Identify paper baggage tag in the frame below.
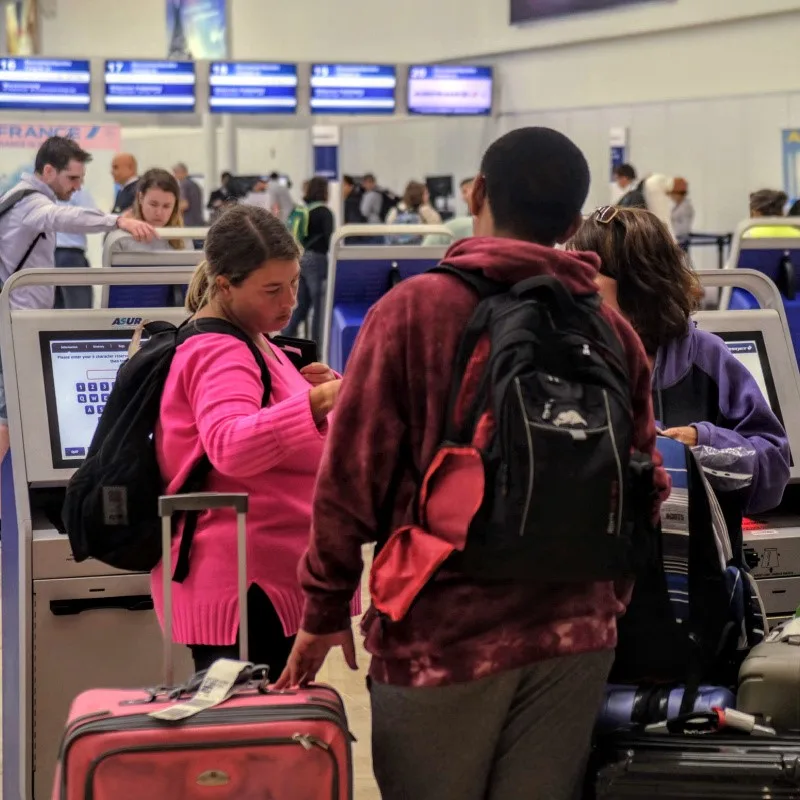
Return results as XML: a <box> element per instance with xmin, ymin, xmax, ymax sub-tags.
<box><xmin>149</xmin><ymin>659</ymin><xmax>250</xmax><ymax>722</ymax></box>
<box><xmin>766</xmin><ymin>617</ymin><xmax>800</xmax><ymax>642</ymax></box>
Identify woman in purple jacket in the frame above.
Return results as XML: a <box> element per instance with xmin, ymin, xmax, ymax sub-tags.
<box><xmin>572</xmin><ymin>206</ymin><xmax>790</xmax><ymax>552</ymax></box>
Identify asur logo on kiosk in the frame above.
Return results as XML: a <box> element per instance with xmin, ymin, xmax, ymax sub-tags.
<box><xmin>111</xmin><ymin>317</ymin><xmax>143</xmax><ymax>327</ymax></box>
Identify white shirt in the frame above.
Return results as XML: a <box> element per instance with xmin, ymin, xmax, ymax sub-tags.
<box><xmin>56</xmin><ymin>188</ymin><xmax>98</xmax><ymax>250</ymax></box>
<box><xmin>642</xmin><ymin>174</ymin><xmax>676</xmax><ymax>236</ymax></box>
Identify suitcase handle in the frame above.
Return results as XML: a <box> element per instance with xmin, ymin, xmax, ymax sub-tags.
<box><xmin>159</xmin><ymin>492</ymin><xmax>248</xmax><ymax>516</ymax></box>
<box><xmin>160</xmin><ymin>492</ymin><xmax>249</xmax><ymax>686</ymax></box>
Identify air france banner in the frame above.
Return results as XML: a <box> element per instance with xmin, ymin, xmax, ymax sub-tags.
<box><xmin>783</xmin><ymin>129</ymin><xmax>800</xmax><ymax>202</ymax></box>
<box><xmin>0</xmin><ymin>123</ymin><xmax>121</xmax><ymax>150</ymax></box>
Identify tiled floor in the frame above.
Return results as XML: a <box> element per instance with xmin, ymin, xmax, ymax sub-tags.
<box><xmin>317</xmin><ymin>546</ymin><xmax>380</xmax><ymax>799</ymax></box>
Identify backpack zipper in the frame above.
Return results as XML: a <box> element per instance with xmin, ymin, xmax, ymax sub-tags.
<box><xmin>514</xmin><ymin>377</ymin><xmax>535</xmax><ymax>538</ymax></box>
<box><xmin>603</xmin><ymin>389</ymin><xmax>624</xmax><ymax>537</ymax></box>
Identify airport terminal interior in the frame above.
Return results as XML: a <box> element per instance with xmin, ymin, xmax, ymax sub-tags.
<box><xmin>3</xmin><ymin>0</ymin><xmax>800</xmax><ymax>798</ymax></box>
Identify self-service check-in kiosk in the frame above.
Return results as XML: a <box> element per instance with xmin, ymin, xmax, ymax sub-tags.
<box><xmin>1</xmin><ymin>267</ymin><xmax>197</xmax><ymax>800</ymax></box>
<box><xmin>695</xmin><ymin>269</ymin><xmax>800</xmax><ymax>628</ymax></box>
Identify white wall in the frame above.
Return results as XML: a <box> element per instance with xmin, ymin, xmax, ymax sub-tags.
<box><xmin>341</xmin><ymin>118</ymin><xmax>499</xmax><ymax>197</ymax></box>
<box><xmin>231</xmin><ymin>0</ymin><xmax>800</xmax><ymax>64</ymax></box>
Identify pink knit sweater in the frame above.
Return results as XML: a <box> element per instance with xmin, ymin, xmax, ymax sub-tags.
<box><xmin>151</xmin><ymin>333</ymin><xmax>356</xmax><ymax>645</ymax></box>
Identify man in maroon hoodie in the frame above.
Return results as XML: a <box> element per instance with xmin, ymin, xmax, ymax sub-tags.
<box><xmin>277</xmin><ymin>128</ymin><xmax>668</xmax><ymax>799</ymax></box>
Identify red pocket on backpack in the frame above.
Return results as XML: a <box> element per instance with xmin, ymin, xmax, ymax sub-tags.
<box><xmin>370</xmin><ymin>525</ymin><xmax>455</xmax><ymax>622</ymax></box>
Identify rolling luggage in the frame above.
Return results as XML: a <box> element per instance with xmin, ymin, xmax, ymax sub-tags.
<box><xmin>52</xmin><ymin>492</ymin><xmax>353</xmax><ymax>800</ymax></box>
<box><xmin>589</xmin><ymin>730</ymin><xmax>800</xmax><ymax>799</ymax></box>
<box><xmin>739</xmin><ymin>617</ymin><xmax>800</xmax><ymax>732</ymax></box>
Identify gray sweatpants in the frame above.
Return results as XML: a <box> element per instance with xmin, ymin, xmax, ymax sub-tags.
<box><xmin>370</xmin><ymin>650</ymin><xmax>613</xmax><ymax>800</ymax></box>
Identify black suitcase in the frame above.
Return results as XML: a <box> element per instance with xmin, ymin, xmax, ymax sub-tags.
<box><xmin>587</xmin><ymin>732</ymin><xmax>800</xmax><ymax>799</ymax></box>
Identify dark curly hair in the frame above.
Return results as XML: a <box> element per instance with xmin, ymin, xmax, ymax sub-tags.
<box><xmin>569</xmin><ymin>207</ymin><xmax>703</xmax><ymax>354</ymax></box>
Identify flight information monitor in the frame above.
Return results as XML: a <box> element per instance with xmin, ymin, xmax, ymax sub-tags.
<box><xmin>407</xmin><ymin>65</ymin><xmax>493</xmax><ymax>116</ymax></box>
<box><xmin>208</xmin><ymin>62</ymin><xmax>297</xmax><ymax>113</ymax></box>
<box><xmin>39</xmin><ymin>331</ymin><xmax>132</xmax><ymax>469</ymax></box>
<box><xmin>104</xmin><ymin>60</ymin><xmax>196</xmax><ymax>113</ymax></box>
<box><xmin>310</xmin><ymin>64</ymin><xmax>396</xmax><ymax>114</ymax></box>
<box><xmin>0</xmin><ymin>57</ymin><xmax>91</xmax><ymax>111</ymax></box>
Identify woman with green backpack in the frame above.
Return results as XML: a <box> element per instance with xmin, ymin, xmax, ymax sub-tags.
<box><xmin>284</xmin><ymin>176</ymin><xmax>334</xmax><ymax>343</ymax></box>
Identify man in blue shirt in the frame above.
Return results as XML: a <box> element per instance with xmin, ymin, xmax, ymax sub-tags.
<box><xmin>55</xmin><ymin>187</ymin><xmax>96</xmax><ymax>308</ymax></box>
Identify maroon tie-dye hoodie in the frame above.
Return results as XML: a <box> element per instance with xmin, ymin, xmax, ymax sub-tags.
<box><xmin>300</xmin><ymin>236</ymin><xmax>669</xmax><ymax>688</ymax></box>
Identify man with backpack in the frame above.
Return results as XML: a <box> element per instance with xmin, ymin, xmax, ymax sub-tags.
<box><xmin>614</xmin><ymin>163</ymin><xmax>646</xmax><ymax>209</ymax></box>
<box><xmin>277</xmin><ymin>127</ymin><xmax>670</xmax><ymax>799</ymax></box>
<box><xmin>0</xmin><ymin>136</ymin><xmax>154</xmax><ymax>512</ymax></box>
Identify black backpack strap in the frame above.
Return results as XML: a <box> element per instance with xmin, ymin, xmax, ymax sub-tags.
<box><xmin>429</xmin><ymin>266</ymin><xmax>506</xmax><ymax>442</ymax></box>
<box><xmin>0</xmin><ymin>189</ymin><xmax>45</xmax><ymax>275</ymax></box>
<box><xmin>171</xmin><ymin>318</ymin><xmax>273</xmax><ymax>582</ymax></box>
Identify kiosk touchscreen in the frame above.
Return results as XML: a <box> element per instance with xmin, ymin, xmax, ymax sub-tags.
<box><xmin>715</xmin><ymin>331</ymin><xmax>782</xmax><ymax>424</ymax></box>
<box><xmin>40</xmin><ymin>330</ymin><xmax>130</xmax><ymax>467</ymax></box>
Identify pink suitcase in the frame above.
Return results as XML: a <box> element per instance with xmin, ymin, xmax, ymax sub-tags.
<box><xmin>52</xmin><ymin>492</ymin><xmax>353</xmax><ymax>800</ymax></box>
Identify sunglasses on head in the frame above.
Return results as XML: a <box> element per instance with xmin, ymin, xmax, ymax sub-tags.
<box><xmin>593</xmin><ymin>206</ymin><xmax>620</xmax><ymax>224</ymax></box>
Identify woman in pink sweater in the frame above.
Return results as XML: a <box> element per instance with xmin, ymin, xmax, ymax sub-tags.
<box><xmin>151</xmin><ymin>204</ymin><xmax>344</xmax><ymax>676</ymax></box>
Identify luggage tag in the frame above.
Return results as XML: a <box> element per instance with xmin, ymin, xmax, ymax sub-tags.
<box><xmin>149</xmin><ymin>659</ymin><xmax>250</xmax><ymax>722</ymax></box>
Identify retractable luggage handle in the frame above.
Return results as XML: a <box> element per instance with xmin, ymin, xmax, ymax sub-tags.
<box><xmin>159</xmin><ymin>492</ymin><xmax>249</xmax><ymax>686</ymax></box>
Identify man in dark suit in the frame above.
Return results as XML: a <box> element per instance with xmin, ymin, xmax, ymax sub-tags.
<box><xmin>111</xmin><ymin>153</ymin><xmax>139</xmax><ymax>214</ymax></box>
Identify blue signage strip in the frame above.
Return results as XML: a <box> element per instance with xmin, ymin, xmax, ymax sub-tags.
<box><xmin>310</xmin><ymin>64</ymin><xmax>396</xmax><ymax>115</ymax></box>
<box><xmin>209</xmin><ymin>62</ymin><xmax>297</xmax><ymax>114</ymax></box>
<box><xmin>0</xmin><ymin>58</ymin><xmax>91</xmax><ymax>112</ymax></box>
<box><xmin>313</xmin><ymin>145</ymin><xmax>339</xmax><ymax>181</ymax></box>
<box><xmin>407</xmin><ymin>65</ymin><xmax>493</xmax><ymax>116</ymax></box>
<box><xmin>104</xmin><ymin>60</ymin><xmax>196</xmax><ymax>113</ymax></box>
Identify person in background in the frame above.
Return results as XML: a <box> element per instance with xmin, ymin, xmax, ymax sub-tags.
<box><xmin>642</xmin><ymin>175</ymin><xmax>687</xmax><ymax>237</ymax></box>
<box><xmin>106</xmin><ymin>168</ymin><xmax>190</xmax><ymax>253</ymax></box>
<box><xmin>284</xmin><ymin>176</ymin><xmax>334</xmax><ymax>343</ymax></box>
<box><xmin>746</xmin><ymin>190</ymin><xmax>800</xmax><ymax>238</ymax></box>
<box><xmin>669</xmin><ymin>178</ymin><xmax>695</xmax><ymax>249</ymax></box>
<box><xmin>111</xmin><ymin>153</ymin><xmax>139</xmax><ymax>214</ymax></box>
<box><xmin>386</xmin><ymin>181</ymin><xmax>442</xmax><ymax>244</ymax></box>
<box><xmin>54</xmin><ymin>186</ymin><xmax>96</xmax><ymax>309</ymax></box>
<box><xmin>0</xmin><ymin>136</ymin><xmax>154</xmax><ymax>510</ymax></box>
<box><xmin>265</xmin><ymin>172</ymin><xmax>296</xmax><ymax>224</ymax></box>
<box><xmin>151</xmin><ymin>204</ymin><xmax>352</xmax><ymax>676</ymax></box>
<box><xmin>173</xmin><ymin>162</ymin><xmax>205</xmax><ymax>228</ymax></box>
<box><xmin>106</xmin><ymin>168</ymin><xmax>191</xmax><ymax>306</ymax></box>
<box><xmin>244</xmin><ymin>177</ymin><xmax>270</xmax><ymax>210</ymax></box>
<box><xmin>342</xmin><ymin>175</ymin><xmax>366</xmax><ymax>224</ymax></box>
<box><xmin>207</xmin><ymin>171</ymin><xmax>236</xmax><ymax>222</ymax></box>
<box><xmin>572</xmin><ymin>206</ymin><xmax>790</xmax><ymax>542</ymax></box>
<box><xmin>423</xmin><ymin>176</ymin><xmax>475</xmax><ymax>246</ymax></box>
<box><xmin>277</xmin><ymin>127</ymin><xmax>668</xmax><ymax>800</ymax></box>
<box><xmin>360</xmin><ymin>173</ymin><xmax>383</xmax><ymax>224</ymax></box>
<box><xmin>613</xmin><ymin>163</ymin><xmax>638</xmax><ymax>204</ymax></box>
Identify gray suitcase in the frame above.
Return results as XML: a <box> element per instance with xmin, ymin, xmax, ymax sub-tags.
<box><xmin>739</xmin><ymin>618</ymin><xmax>800</xmax><ymax>731</ymax></box>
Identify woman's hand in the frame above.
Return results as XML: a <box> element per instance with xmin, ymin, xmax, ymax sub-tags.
<box><xmin>661</xmin><ymin>426</ymin><xmax>698</xmax><ymax>447</ymax></box>
<box><xmin>309</xmin><ymin>379</ymin><xmax>342</xmax><ymax>425</ymax></box>
<box><xmin>301</xmin><ymin>362</ymin><xmax>338</xmax><ymax>386</ymax></box>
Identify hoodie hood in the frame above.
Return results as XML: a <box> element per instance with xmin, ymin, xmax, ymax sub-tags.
<box><xmin>443</xmin><ymin>236</ymin><xmax>601</xmax><ymax>296</ymax></box>
<box><xmin>653</xmin><ymin>322</ymin><xmax>697</xmax><ymax>391</ymax></box>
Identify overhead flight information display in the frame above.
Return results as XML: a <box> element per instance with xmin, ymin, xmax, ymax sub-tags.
<box><xmin>0</xmin><ymin>58</ymin><xmax>91</xmax><ymax>111</ymax></box>
<box><xmin>408</xmin><ymin>65</ymin><xmax>493</xmax><ymax>116</ymax></box>
<box><xmin>209</xmin><ymin>62</ymin><xmax>298</xmax><ymax>113</ymax></box>
<box><xmin>104</xmin><ymin>60</ymin><xmax>196</xmax><ymax>113</ymax></box>
<box><xmin>310</xmin><ymin>64</ymin><xmax>396</xmax><ymax>115</ymax></box>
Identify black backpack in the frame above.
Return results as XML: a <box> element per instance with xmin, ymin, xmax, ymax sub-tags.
<box><xmin>63</xmin><ymin>319</ymin><xmax>314</xmax><ymax>579</ymax></box>
<box><xmin>617</xmin><ymin>179</ymin><xmax>648</xmax><ymax>210</ymax></box>
<box><xmin>0</xmin><ymin>188</ymin><xmax>46</xmax><ymax>276</ymax></box>
<box><xmin>432</xmin><ymin>266</ymin><xmax>657</xmax><ymax>583</ymax></box>
<box><xmin>611</xmin><ymin>435</ymin><xmax>767</xmax><ymax>708</ymax></box>
<box><xmin>378</xmin><ymin>189</ymin><xmax>400</xmax><ymax>222</ymax></box>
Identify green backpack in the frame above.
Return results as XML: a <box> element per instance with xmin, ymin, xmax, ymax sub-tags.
<box><xmin>287</xmin><ymin>202</ymin><xmax>324</xmax><ymax>244</ymax></box>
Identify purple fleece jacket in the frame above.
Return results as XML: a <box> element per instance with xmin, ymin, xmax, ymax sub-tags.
<box><xmin>653</xmin><ymin>324</ymin><xmax>790</xmax><ymax>514</ymax></box>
